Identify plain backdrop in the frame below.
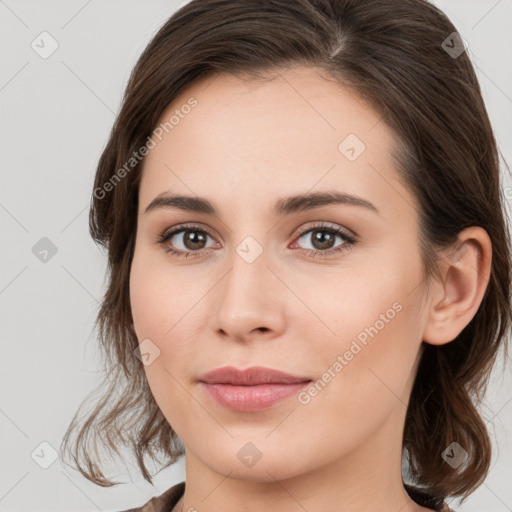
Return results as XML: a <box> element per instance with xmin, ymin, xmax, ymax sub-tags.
<box><xmin>1</xmin><ymin>1</ymin><xmax>511</xmax><ymax>511</ymax></box>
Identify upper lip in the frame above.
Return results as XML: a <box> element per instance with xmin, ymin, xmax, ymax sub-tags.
<box><xmin>198</xmin><ymin>366</ymin><xmax>311</xmax><ymax>385</ymax></box>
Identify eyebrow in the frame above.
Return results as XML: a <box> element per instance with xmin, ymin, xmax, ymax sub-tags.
<box><xmin>143</xmin><ymin>190</ymin><xmax>379</xmax><ymax>217</ymax></box>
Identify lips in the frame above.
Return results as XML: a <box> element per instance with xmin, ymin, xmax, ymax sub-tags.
<box><xmin>198</xmin><ymin>366</ymin><xmax>312</xmax><ymax>412</ymax></box>
<box><xmin>198</xmin><ymin>365</ymin><xmax>311</xmax><ymax>385</ymax></box>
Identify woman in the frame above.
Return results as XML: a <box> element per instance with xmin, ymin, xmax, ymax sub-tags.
<box><xmin>60</xmin><ymin>1</ymin><xmax>511</xmax><ymax>511</ymax></box>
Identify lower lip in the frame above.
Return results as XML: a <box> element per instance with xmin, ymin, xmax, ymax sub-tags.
<box><xmin>200</xmin><ymin>381</ymin><xmax>311</xmax><ymax>412</ymax></box>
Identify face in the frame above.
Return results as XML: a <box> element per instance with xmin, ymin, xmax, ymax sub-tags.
<box><xmin>129</xmin><ymin>66</ymin><xmax>430</xmax><ymax>483</ymax></box>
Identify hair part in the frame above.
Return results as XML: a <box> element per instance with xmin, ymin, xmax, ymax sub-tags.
<box><xmin>60</xmin><ymin>0</ymin><xmax>512</xmax><ymax>503</ymax></box>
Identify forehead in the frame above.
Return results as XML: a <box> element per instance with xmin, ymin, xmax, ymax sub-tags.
<box><xmin>138</xmin><ymin>66</ymin><xmax>414</xmax><ymax>220</ymax></box>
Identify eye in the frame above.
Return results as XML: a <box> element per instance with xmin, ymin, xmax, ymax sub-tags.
<box><xmin>290</xmin><ymin>222</ymin><xmax>357</xmax><ymax>257</ymax></box>
<box><xmin>156</xmin><ymin>223</ymin><xmax>218</xmax><ymax>259</ymax></box>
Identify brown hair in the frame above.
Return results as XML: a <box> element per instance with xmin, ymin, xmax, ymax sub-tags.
<box><xmin>60</xmin><ymin>0</ymin><xmax>512</xmax><ymax>504</ymax></box>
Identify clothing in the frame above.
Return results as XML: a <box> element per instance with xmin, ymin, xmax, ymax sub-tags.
<box><xmin>116</xmin><ymin>482</ymin><xmax>184</xmax><ymax>512</ymax></box>
<box><xmin>116</xmin><ymin>481</ymin><xmax>454</xmax><ymax>511</ymax></box>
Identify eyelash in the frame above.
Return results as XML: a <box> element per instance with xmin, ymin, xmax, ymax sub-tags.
<box><xmin>156</xmin><ymin>222</ymin><xmax>358</xmax><ymax>259</ymax></box>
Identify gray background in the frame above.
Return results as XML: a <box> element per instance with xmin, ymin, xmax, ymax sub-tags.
<box><xmin>1</xmin><ymin>1</ymin><xmax>511</xmax><ymax>511</ymax></box>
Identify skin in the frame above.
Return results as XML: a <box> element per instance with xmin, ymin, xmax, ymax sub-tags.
<box><xmin>129</xmin><ymin>65</ymin><xmax>492</xmax><ymax>512</ymax></box>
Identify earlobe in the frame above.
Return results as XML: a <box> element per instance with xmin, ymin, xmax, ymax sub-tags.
<box><xmin>422</xmin><ymin>227</ymin><xmax>492</xmax><ymax>346</ymax></box>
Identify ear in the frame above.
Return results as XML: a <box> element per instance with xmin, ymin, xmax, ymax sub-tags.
<box><xmin>422</xmin><ymin>227</ymin><xmax>492</xmax><ymax>346</ymax></box>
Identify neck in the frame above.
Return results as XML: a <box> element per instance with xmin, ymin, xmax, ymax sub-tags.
<box><xmin>172</xmin><ymin>404</ymin><xmax>432</xmax><ymax>512</ymax></box>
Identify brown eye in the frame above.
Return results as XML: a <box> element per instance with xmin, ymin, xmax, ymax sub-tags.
<box><xmin>309</xmin><ymin>229</ymin><xmax>337</xmax><ymax>250</ymax></box>
<box><xmin>180</xmin><ymin>230</ymin><xmax>208</xmax><ymax>250</ymax></box>
<box><xmin>158</xmin><ymin>225</ymin><xmax>218</xmax><ymax>257</ymax></box>
<box><xmin>295</xmin><ymin>226</ymin><xmax>354</xmax><ymax>253</ymax></box>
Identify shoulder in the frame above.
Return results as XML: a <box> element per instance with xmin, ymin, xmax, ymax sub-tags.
<box><xmin>114</xmin><ymin>481</ymin><xmax>185</xmax><ymax>512</ymax></box>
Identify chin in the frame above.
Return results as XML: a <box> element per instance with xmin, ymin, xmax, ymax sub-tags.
<box><xmin>192</xmin><ymin>437</ymin><xmax>313</xmax><ymax>482</ymax></box>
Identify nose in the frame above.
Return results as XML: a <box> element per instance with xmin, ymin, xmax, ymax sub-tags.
<box><xmin>210</xmin><ymin>244</ymin><xmax>287</xmax><ymax>343</ymax></box>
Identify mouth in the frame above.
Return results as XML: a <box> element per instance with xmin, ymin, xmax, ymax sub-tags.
<box><xmin>198</xmin><ymin>366</ymin><xmax>312</xmax><ymax>412</ymax></box>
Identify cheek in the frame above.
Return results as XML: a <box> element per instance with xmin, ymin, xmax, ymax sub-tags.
<box><xmin>129</xmin><ymin>249</ymin><xmax>208</xmax><ymax>401</ymax></box>
<box><xmin>297</xmin><ymin>256</ymin><xmax>414</xmax><ymax>343</ymax></box>
<box><xmin>129</xmin><ymin>251</ymin><xmax>197</xmax><ymax>430</ymax></box>
<box><xmin>129</xmin><ymin>247</ymin><xmax>204</xmax><ymax>338</ymax></box>
<box><xmin>301</xmin><ymin>256</ymin><xmax>424</xmax><ymax>406</ymax></box>
<box><xmin>291</xmin><ymin>296</ymin><xmax>422</xmax><ymax>456</ymax></box>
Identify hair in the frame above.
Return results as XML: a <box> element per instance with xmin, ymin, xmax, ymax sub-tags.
<box><xmin>60</xmin><ymin>0</ymin><xmax>512</xmax><ymax>505</ymax></box>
